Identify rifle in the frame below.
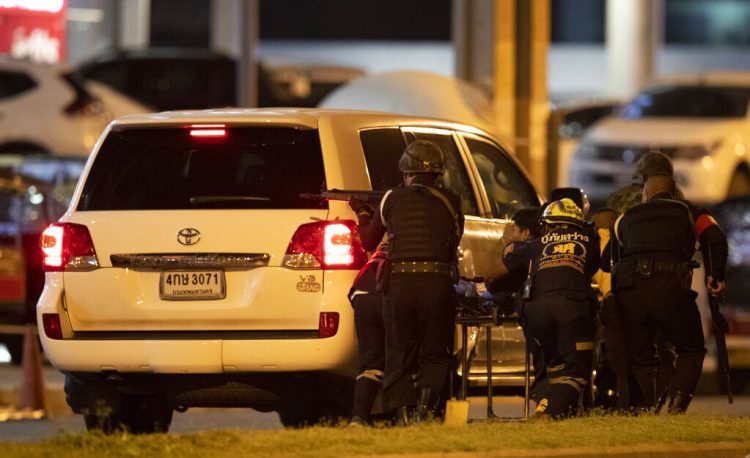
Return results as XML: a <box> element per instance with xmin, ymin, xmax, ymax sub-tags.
<box><xmin>709</xmin><ymin>290</ymin><xmax>733</xmax><ymax>404</ymax></box>
<box><xmin>299</xmin><ymin>189</ymin><xmax>386</xmax><ymax>206</ymax></box>
<box><xmin>707</xmin><ymin>245</ymin><xmax>733</xmax><ymax>404</ymax></box>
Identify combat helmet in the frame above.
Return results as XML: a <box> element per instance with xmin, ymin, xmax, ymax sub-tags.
<box><xmin>541</xmin><ymin>198</ymin><xmax>585</xmax><ymax>227</ymax></box>
<box><xmin>634</xmin><ymin>151</ymin><xmax>673</xmax><ymax>183</ymax></box>
<box><xmin>398</xmin><ymin>140</ymin><xmax>445</xmax><ymax>174</ymax></box>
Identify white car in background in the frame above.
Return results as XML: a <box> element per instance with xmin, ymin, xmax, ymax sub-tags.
<box><xmin>319</xmin><ymin>70</ymin><xmax>500</xmax><ymax>138</ymax></box>
<box><xmin>0</xmin><ymin>59</ymin><xmax>150</xmax><ymax>156</ymax></box>
<box><xmin>569</xmin><ymin>72</ymin><xmax>750</xmax><ymax>206</ymax></box>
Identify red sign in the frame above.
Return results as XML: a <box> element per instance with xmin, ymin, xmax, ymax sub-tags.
<box><xmin>0</xmin><ymin>0</ymin><xmax>67</xmax><ymax>63</ymax></box>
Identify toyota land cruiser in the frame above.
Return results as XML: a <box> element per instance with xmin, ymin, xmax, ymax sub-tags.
<box><xmin>37</xmin><ymin>108</ymin><xmax>539</xmax><ymax>432</ymax></box>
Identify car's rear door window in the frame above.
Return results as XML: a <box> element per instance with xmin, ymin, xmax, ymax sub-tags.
<box><xmin>78</xmin><ymin>126</ymin><xmax>327</xmax><ymax>210</ymax></box>
<box><xmin>407</xmin><ymin>130</ymin><xmax>480</xmax><ymax>216</ymax></box>
<box><xmin>463</xmin><ymin>135</ymin><xmax>538</xmax><ymax>219</ymax></box>
<box><xmin>360</xmin><ymin>127</ymin><xmax>407</xmax><ymax>191</ymax></box>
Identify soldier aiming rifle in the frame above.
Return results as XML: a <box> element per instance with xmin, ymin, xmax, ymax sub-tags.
<box><xmin>300</xmin><ymin>189</ymin><xmax>386</xmax><ymax>207</ymax></box>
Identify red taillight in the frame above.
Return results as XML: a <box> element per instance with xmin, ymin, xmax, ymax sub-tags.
<box><xmin>282</xmin><ymin>220</ymin><xmax>366</xmax><ymax>270</ymax></box>
<box><xmin>319</xmin><ymin>312</ymin><xmax>339</xmax><ymax>338</ymax></box>
<box><xmin>40</xmin><ymin>223</ymin><xmax>99</xmax><ymax>272</ymax></box>
<box><xmin>42</xmin><ymin>313</ymin><xmax>63</xmax><ymax>340</ymax></box>
<box><xmin>190</xmin><ymin>124</ymin><xmax>227</xmax><ymax>137</ymax></box>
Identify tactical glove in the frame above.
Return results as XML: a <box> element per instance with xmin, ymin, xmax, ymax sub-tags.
<box><xmin>348</xmin><ymin>196</ymin><xmax>374</xmax><ymax>217</ymax></box>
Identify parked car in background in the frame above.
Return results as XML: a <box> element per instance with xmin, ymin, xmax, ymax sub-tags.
<box><xmin>0</xmin><ymin>155</ymin><xmax>84</xmax><ymax>363</ymax></box>
<box><xmin>78</xmin><ymin>48</ymin><xmax>236</xmax><ymax>111</ymax></box>
<box><xmin>38</xmin><ymin>108</ymin><xmax>539</xmax><ymax>433</ymax></box>
<box><xmin>546</xmin><ymin>98</ymin><xmax>620</xmax><ymax>192</ymax></box>
<box><xmin>319</xmin><ymin>70</ymin><xmax>500</xmax><ymax>139</ymax></box>
<box><xmin>710</xmin><ymin>196</ymin><xmax>750</xmax><ymax>394</ymax></box>
<box><xmin>78</xmin><ymin>48</ymin><xmax>365</xmax><ymax>111</ymax></box>
<box><xmin>258</xmin><ymin>61</ymin><xmax>365</xmax><ymax>108</ymax></box>
<box><xmin>569</xmin><ymin>72</ymin><xmax>750</xmax><ymax>208</ymax></box>
<box><xmin>0</xmin><ymin>172</ymin><xmax>25</xmax><ymax>363</ymax></box>
<box><xmin>0</xmin><ymin>59</ymin><xmax>149</xmax><ymax>157</ymax></box>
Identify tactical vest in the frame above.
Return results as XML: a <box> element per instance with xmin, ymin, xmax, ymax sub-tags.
<box><xmin>618</xmin><ymin>199</ymin><xmax>695</xmax><ymax>262</ymax></box>
<box><xmin>383</xmin><ymin>185</ymin><xmax>457</xmax><ymax>262</ymax></box>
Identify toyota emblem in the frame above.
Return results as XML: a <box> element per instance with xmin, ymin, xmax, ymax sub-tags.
<box><xmin>177</xmin><ymin>228</ymin><xmax>201</xmax><ymax>246</ymax></box>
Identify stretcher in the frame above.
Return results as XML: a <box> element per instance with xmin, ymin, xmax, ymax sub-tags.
<box><xmin>455</xmin><ymin>295</ymin><xmax>531</xmax><ymax>421</ymax></box>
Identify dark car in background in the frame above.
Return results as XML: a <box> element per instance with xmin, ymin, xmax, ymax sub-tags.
<box><xmin>711</xmin><ymin>196</ymin><xmax>750</xmax><ymax>394</ymax></box>
<box><xmin>0</xmin><ymin>155</ymin><xmax>84</xmax><ymax>363</ymax></box>
<box><xmin>78</xmin><ymin>48</ymin><xmax>365</xmax><ymax>111</ymax></box>
<box><xmin>546</xmin><ymin>99</ymin><xmax>621</xmax><ymax>193</ymax></box>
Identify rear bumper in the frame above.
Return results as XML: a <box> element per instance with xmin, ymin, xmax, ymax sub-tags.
<box><xmin>37</xmin><ymin>274</ymin><xmax>358</xmax><ymax>376</ymax></box>
<box><xmin>41</xmin><ymin>331</ymin><xmax>358</xmax><ymax>376</ymax></box>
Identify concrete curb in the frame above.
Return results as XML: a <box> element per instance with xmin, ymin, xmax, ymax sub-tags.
<box><xmin>362</xmin><ymin>443</ymin><xmax>750</xmax><ymax>458</ymax></box>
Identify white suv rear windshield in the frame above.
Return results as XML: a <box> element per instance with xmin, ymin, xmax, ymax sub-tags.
<box><xmin>77</xmin><ymin>126</ymin><xmax>327</xmax><ymax>211</ymax></box>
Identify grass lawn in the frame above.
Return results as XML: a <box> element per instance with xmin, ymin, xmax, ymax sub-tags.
<box><xmin>1</xmin><ymin>414</ymin><xmax>749</xmax><ymax>458</ymax></box>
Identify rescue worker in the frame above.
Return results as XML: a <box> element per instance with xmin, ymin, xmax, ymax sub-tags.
<box><xmin>347</xmin><ymin>240</ymin><xmax>388</xmax><ymax>426</ymax></box>
<box><xmin>493</xmin><ymin>199</ymin><xmax>600</xmax><ymax>419</ymax></box>
<box><xmin>484</xmin><ymin>208</ymin><xmax>542</xmax><ymax>313</ymax></box>
<box><xmin>483</xmin><ymin>208</ymin><xmax>550</xmax><ymax>404</ymax></box>
<box><xmin>350</xmin><ymin>140</ymin><xmax>464</xmax><ymax>424</ymax></box>
<box><xmin>610</xmin><ymin>174</ymin><xmax>727</xmax><ymax>413</ymax></box>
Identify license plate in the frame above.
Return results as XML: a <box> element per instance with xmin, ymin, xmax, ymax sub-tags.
<box><xmin>160</xmin><ymin>270</ymin><xmax>226</xmax><ymax>301</ymax></box>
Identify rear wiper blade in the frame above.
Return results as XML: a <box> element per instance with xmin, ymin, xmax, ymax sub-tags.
<box><xmin>189</xmin><ymin>195</ymin><xmax>271</xmax><ymax>204</ymax></box>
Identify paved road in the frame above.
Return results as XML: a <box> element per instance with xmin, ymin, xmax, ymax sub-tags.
<box><xmin>0</xmin><ymin>364</ymin><xmax>746</xmax><ymax>441</ymax></box>
<box><xmin>0</xmin><ymin>395</ymin><xmax>747</xmax><ymax>442</ymax></box>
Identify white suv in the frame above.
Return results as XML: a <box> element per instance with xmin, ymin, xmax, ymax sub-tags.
<box><xmin>37</xmin><ymin>108</ymin><xmax>539</xmax><ymax>432</ymax></box>
<box><xmin>569</xmin><ymin>72</ymin><xmax>750</xmax><ymax>206</ymax></box>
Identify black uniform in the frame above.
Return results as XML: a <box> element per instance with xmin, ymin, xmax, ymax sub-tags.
<box><xmin>612</xmin><ymin>193</ymin><xmax>726</xmax><ymax>410</ymax></box>
<box><xmin>357</xmin><ymin>174</ymin><xmax>464</xmax><ymax>414</ymax></box>
<box><xmin>348</xmin><ymin>245</ymin><xmax>387</xmax><ymax>424</ymax></box>
<box><xmin>487</xmin><ymin>242</ymin><xmax>528</xmax><ymax>313</ymax></box>
<box><xmin>492</xmin><ymin>238</ymin><xmax>549</xmax><ymax>402</ymax></box>
<box><xmin>509</xmin><ymin>224</ymin><xmax>600</xmax><ymax>417</ymax></box>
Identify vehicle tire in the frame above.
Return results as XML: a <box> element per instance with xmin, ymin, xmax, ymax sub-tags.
<box><xmin>277</xmin><ymin>374</ymin><xmax>354</xmax><ymax>428</ymax></box>
<box><xmin>84</xmin><ymin>395</ymin><xmax>173</xmax><ymax>434</ymax></box>
<box><xmin>277</xmin><ymin>398</ymin><xmax>332</xmax><ymax>428</ymax></box>
<box><xmin>727</xmin><ymin>167</ymin><xmax>750</xmax><ymax>197</ymax></box>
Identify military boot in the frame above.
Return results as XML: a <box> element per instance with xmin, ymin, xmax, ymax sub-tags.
<box><xmin>414</xmin><ymin>388</ymin><xmax>440</xmax><ymax>423</ymax></box>
<box><xmin>667</xmin><ymin>390</ymin><xmax>693</xmax><ymax>415</ymax></box>
<box><xmin>393</xmin><ymin>405</ymin><xmax>414</xmax><ymax>426</ymax></box>
<box><xmin>350</xmin><ymin>376</ymin><xmax>381</xmax><ymax>426</ymax></box>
